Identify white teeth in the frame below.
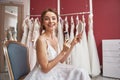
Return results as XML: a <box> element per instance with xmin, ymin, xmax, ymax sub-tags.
<box><xmin>48</xmin><ymin>24</ymin><xmax>55</xmax><ymax>27</ymax></box>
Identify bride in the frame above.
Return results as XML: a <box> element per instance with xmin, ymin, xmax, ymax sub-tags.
<box><xmin>24</xmin><ymin>8</ymin><xmax>91</xmax><ymax>80</ymax></box>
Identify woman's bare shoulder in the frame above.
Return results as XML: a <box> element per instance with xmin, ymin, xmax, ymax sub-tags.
<box><xmin>37</xmin><ymin>35</ymin><xmax>46</xmax><ymax>43</ymax></box>
<box><xmin>36</xmin><ymin>35</ymin><xmax>47</xmax><ymax>49</ymax></box>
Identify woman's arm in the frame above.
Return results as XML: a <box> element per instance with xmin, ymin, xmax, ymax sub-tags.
<box><xmin>36</xmin><ymin>37</ymin><xmax>67</xmax><ymax>73</ymax></box>
<box><xmin>60</xmin><ymin>33</ymin><xmax>82</xmax><ymax>63</ymax></box>
<box><xmin>36</xmin><ymin>33</ymin><xmax>82</xmax><ymax>73</ymax></box>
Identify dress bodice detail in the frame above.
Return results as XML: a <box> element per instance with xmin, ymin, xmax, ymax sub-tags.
<box><xmin>46</xmin><ymin>40</ymin><xmax>58</xmax><ymax>61</ymax></box>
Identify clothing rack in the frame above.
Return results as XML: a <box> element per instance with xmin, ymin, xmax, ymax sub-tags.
<box><xmin>26</xmin><ymin>15</ymin><xmax>41</xmax><ymax>17</ymax></box>
<box><xmin>27</xmin><ymin>11</ymin><xmax>90</xmax><ymax>17</ymax></box>
<box><xmin>60</xmin><ymin>11</ymin><xmax>90</xmax><ymax>16</ymax></box>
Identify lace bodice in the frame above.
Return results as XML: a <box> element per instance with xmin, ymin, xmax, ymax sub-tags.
<box><xmin>47</xmin><ymin>42</ymin><xmax>58</xmax><ymax>61</ymax></box>
<box><xmin>46</xmin><ymin>39</ymin><xmax>61</xmax><ymax>61</ymax></box>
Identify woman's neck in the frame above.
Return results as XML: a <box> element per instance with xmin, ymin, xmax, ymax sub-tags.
<box><xmin>44</xmin><ymin>31</ymin><xmax>56</xmax><ymax>40</ymax></box>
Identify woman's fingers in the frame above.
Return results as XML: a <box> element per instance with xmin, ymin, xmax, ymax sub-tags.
<box><xmin>66</xmin><ymin>40</ymin><xmax>71</xmax><ymax>48</ymax></box>
<box><xmin>63</xmin><ymin>39</ymin><xmax>71</xmax><ymax>52</ymax></box>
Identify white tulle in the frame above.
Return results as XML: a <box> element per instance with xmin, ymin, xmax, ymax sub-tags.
<box><xmin>21</xmin><ymin>17</ymin><xmax>29</xmax><ymax>45</ymax></box>
<box><xmin>88</xmin><ymin>14</ymin><xmax>101</xmax><ymax>77</ymax></box>
<box><xmin>57</xmin><ymin>17</ymin><xmax>64</xmax><ymax>51</ymax></box>
<box><xmin>69</xmin><ymin>16</ymin><xmax>75</xmax><ymax>65</ymax></box>
<box><xmin>21</xmin><ymin>17</ymin><xmax>40</xmax><ymax>71</ymax></box>
<box><xmin>72</xmin><ymin>15</ymin><xmax>91</xmax><ymax>74</ymax></box>
<box><xmin>32</xmin><ymin>18</ymin><xmax>40</xmax><ymax>47</ymax></box>
<box><xmin>24</xmin><ymin>40</ymin><xmax>91</xmax><ymax>80</ymax></box>
<box><xmin>64</xmin><ymin>16</ymin><xmax>71</xmax><ymax>64</ymax></box>
<box><xmin>26</xmin><ymin>18</ymin><xmax>36</xmax><ymax>71</ymax></box>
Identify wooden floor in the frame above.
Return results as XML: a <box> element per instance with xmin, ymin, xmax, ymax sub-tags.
<box><xmin>0</xmin><ymin>72</ymin><xmax>120</xmax><ymax>80</ymax></box>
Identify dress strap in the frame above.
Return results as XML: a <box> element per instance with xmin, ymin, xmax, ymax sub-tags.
<box><xmin>44</xmin><ymin>39</ymin><xmax>49</xmax><ymax>48</ymax></box>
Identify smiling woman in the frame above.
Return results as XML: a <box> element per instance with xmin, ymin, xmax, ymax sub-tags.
<box><xmin>24</xmin><ymin>8</ymin><xmax>91</xmax><ymax>80</ymax></box>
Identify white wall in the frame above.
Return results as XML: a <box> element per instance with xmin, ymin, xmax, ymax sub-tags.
<box><xmin>0</xmin><ymin>0</ymin><xmax>30</xmax><ymax>17</ymax></box>
<box><xmin>4</xmin><ymin>11</ymin><xmax>17</xmax><ymax>29</ymax></box>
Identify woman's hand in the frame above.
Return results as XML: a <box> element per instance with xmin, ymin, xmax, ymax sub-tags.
<box><xmin>71</xmin><ymin>32</ymin><xmax>83</xmax><ymax>46</ymax></box>
<box><xmin>62</xmin><ymin>40</ymin><xmax>71</xmax><ymax>52</ymax></box>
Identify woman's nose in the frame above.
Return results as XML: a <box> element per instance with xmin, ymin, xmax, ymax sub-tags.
<box><xmin>49</xmin><ymin>18</ymin><xmax>53</xmax><ymax>23</ymax></box>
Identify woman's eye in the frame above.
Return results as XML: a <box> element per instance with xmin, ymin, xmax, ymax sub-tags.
<box><xmin>44</xmin><ymin>17</ymin><xmax>49</xmax><ymax>20</ymax></box>
<box><xmin>52</xmin><ymin>17</ymin><xmax>57</xmax><ymax>20</ymax></box>
<box><xmin>44</xmin><ymin>16</ymin><xmax>57</xmax><ymax>21</ymax></box>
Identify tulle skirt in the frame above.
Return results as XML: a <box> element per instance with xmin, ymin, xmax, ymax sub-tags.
<box><xmin>24</xmin><ymin>63</ymin><xmax>91</xmax><ymax>80</ymax></box>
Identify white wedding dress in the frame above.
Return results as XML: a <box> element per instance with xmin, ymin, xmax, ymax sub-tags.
<box><xmin>72</xmin><ymin>16</ymin><xmax>91</xmax><ymax>75</ymax></box>
<box><xmin>26</xmin><ymin>18</ymin><xmax>35</xmax><ymax>71</ymax></box>
<box><xmin>57</xmin><ymin>17</ymin><xmax>64</xmax><ymax>51</ymax></box>
<box><xmin>21</xmin><ymin>17</ymin><xmax>29</xmax><ymax>45</ymax></box>
<box><xmin>88</xmin><ymin>14</ymin><xmax>100</xmax><ymax>77</ymax></box>
<box><xmin>70</xmin><ymin>16</ymin><xmax>75</xmax><ymax>65</ymax></box>
<box><xmin>64</xmin><ymin>16</ymin><xmax>71</xmax><ymax>64</ymax></box>
<box><xmin>24</xmin><ymin>39</ymin><xmax>91</xmax><ymax>80</ymax></box>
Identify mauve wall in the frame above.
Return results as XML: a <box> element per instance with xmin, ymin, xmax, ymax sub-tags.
<box><xmin>30</xmin><ymin>0</ymin><xmax>120</xmax><ymax>65</ymax></box>
<box><xmin>30</xmin><ymin>0</ymin><xmax>57</xmax><ymax>15</ymax></box>
<box><xmin>93</xmin><ymin>0</ymin><xmax>120</xmax><ymax>65</ymax></box>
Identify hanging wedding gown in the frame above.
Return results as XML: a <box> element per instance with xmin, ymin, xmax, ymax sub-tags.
<box><xmin>69</xmin><ymin>16</ymin><xmax>75</xmax><ymax>43</ymax></box>
<box><xmin>72</xmin><ymin>15</ymin><xmax>91</xmax><ymax>74</ymax></box>
<box><xmin>87</xmin><ymin>13</ymin><xmax>100</xmax><ymax>77</ymax></box>
<box><xmin>57</xmin><ymin>17</ymin><xmax>64</xmax><ymax>51</ymax></box>
<box><xmin>69</xmin><ymin>16</ymin><xmax>75</xmax><ymax>65</ymax></box>
<box><xmin>21</xmin><ymin>16</ymin><xmax>29</xmax><ymax>45</ymax></box>
<box><xmin>26</xmin><ymin>18</ymin><xmax>35</xmax><ymax>71</ymax></box>
<box><xmin>32</xmin><ymin>18</ymin><xmax>40</xmax><ymax>47</ymax></box>
<box><xmin>64</xmin><ymin>16</ymin><xmax>69</xmax><ymax>38</ymax></box>
<box><xmin>24</xmin><ymin>39</ymin><xmax>91</xmax><ymax>80</ymax></box>
<box><xmin>31</xmin><ymin>18</ymin><xmax>41</xmax><ymax>71</ymax></box>
<box><xmin>72</xmin><ymin>16</ymin><xmax>83</xmax><ymax>69</ymax></box>
<box><xmin>81</xmin><ymin>15</ymin><xmax>91</xmax><ymax>75</ymax></box>
<box><xmin>64</xmin><ymin>16</ymin><xmax>71</xmax><ymax>64</ymax></box>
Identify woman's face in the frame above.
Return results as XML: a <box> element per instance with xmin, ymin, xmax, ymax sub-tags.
<box><xmin>43</xmin><ymin>11</ymin><xmax>58</xmax><ymax>31</ymax></box>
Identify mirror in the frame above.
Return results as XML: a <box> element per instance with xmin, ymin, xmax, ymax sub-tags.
<box><xmin>4</xmin><ymin>6</ymin><xmax>18</xmax><ymax>41</ymax></box>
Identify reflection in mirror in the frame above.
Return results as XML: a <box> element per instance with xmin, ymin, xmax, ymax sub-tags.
<box><xmin>4</xmin><ymin>6</ymin><xmax>18</xmax><ymax>41</ymax></box>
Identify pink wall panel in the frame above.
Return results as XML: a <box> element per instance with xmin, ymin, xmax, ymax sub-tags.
<box><xmin>93</xmin><ymin>0</ymin><xmax>120</xmax><ymax>65</ymax></box>
<box><xmin>30</xmin><ymin>0</ymin><xmax>120</xmax><ymax>65</ymax></box>
<box><xmin>60</xmin><ymin>0</ymin><xmax>89</xmax><ymax>14</ymax></box>
<box><xmin>30</xmin><ymin>0</ymin><xmax>57</xmax><ymax>15</ymax></box>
